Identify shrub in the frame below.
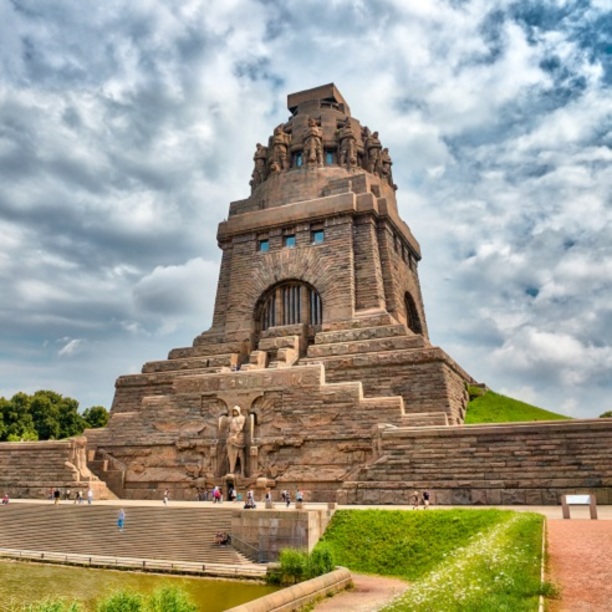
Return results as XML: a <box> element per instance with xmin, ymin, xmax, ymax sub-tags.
<box><xmin>267</xmin><ymin>547</ymin><xmax>336</xmax><ymax>585</ymax></box>
<box><xmin>147</xmin><ymin>586</ymin><xmax>197</xmax><ymax>612</ymax></box>
<box><xmin>96</xmin><ymin>591</ymin><xmax>144</xmax><ymax>612</ymax></box>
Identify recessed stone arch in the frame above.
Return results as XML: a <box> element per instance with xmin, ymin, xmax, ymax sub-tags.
<box><xmin>404</xmin><ymin>291</ymin><xmax>423</xmax><ymax>335</ymax></box>
<box><xmin>254</xmin><ymin>278</ymin><xmax>323</xmax><ymax>340</ymax></box>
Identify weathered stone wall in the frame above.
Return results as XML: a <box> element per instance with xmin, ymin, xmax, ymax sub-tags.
<box><xmin>231</xmin><ymin>507</ymin><xmax>330</xmax><ymax>560</ymax></box>
<box><xmin>353</xmin><ymin>215</ymin><xmax>386</xmax><ymax>311</ymax></box>
<box><xmin>340</xmin><ymin>419</ymin><xmax>612</xmax><ymax>505</ymax></box>
<box><xmin>0</xmin><ymin>439</ymin><xmax>114</xmax><ymax>500</ymax></box>
<box><xmin>320</xmin><ymin>348</ymin><xmax>470</xmax><ymax>424</ymax></box>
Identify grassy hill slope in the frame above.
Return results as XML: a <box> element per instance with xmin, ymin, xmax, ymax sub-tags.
<box><xmin>465</xmin><ymin>386</ymin><xmax>570</xmax><ymax>424</ymax></box>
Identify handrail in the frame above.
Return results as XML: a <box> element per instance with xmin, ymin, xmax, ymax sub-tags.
<box><xmin>231</xmin><ymin>535</ymin><xmax>263</xmax><ymax>563</ymax></box>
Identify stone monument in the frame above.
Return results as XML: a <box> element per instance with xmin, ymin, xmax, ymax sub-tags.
<box><xmin>82</xmin><ymin>84</ymin><xmax>612</xmax><ymax>505</ymax></box>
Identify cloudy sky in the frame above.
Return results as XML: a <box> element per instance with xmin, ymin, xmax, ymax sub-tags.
<box><xmin>1</xmin><ymin>0</ymin><xmax>610</xmax><ymax>419</ymax></box>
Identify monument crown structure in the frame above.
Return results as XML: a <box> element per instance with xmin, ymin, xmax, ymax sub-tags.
<box><xmin>86</xmin><ymin>84</ymin><xmax>475</xmax><ymax>500</ymax></box>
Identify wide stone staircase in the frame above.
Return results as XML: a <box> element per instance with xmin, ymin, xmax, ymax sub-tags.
<box><xmin>0</xmin><ymin>504</ymin><xmax>252</xmax><ymax>567</ymax></box>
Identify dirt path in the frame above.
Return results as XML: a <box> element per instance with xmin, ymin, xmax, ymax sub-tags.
<box><xmin>547</xmin><ymin>519</ymin><xmax>612</xmax><ymax>611</ymax></box>
<box><xmin>313</xmin><ymin>573</ymin><xmax>409</xmax><ymax>612</ymax></box>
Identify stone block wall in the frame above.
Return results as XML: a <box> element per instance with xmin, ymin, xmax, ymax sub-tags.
<box><xmin>340</xmin><ymin>419</ymin><xmax>612</xmax><ymax>505</ymax></box>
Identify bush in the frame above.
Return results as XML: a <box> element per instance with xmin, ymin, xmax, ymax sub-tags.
<box><xmin>307</xmin><ymin>546</ymin><xmax>335</xmax><ymax>578</ymax></box>
<box><xmin>147</xmin><ymin>586</ymin><xmax>196</xmax><ymax>612</ymax></box>
<box><xmin>267</xmin><ymin>547</ymin><xmax>336</xmax><ymax>585</ymax></box>
<box><xmin>96</xmin><ymin>591</ymin><xmax>144</xmax><ymax>612</ymax></box>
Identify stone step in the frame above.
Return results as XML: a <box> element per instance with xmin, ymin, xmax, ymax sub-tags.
<box><xmin>141</xmin><ymin>353</ymin><xmax>239</xmax><ymax>373</ymax></box>
<box><xmin>0</xmin><ymin>504</ymin><xmax>250</xmax><ymax>566</ymax></box>
<box><xmin>307</xmin><ymin>335</ymin><xmax>425</xmax><ymax>358</ymax></box>
<box><xmin>321</xmin><ymin>312</ymin><xmax>397</xmax><ymax>332</ymax></box>
<box><xmin>261</xmin><ymin>324</ymin><xmax>306</xmax><ymax>339</ymax></box>
<box><xmin>401</xmin><ymin>412</ymin><xmax>449</xmax><ymax>427</ymax></box>
<box><xmin>259</xmin><ymin>335</ymin><xmax>301</xmax><ymax>351</ymax></box>
<box><xmin>314</xmin><ymin>324</ymin><xmax>411</xmax><ymax>345</ymax></box>
<box><xmin>169</xmin><ymin>341</ymin><xmax>246</xmax><ymax>359</ymax></box>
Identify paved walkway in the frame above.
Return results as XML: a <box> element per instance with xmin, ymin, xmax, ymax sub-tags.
<box><xmin>547</xmin><ymin>519</ymin><xmax>612</xmax><ymax>611</ymax></box>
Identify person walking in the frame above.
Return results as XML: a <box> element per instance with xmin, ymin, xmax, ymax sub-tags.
<box><xmin>163</xmin><ymin>489</ymin><xmax>170</xmax><ymax>505</ymax></box>
<box><xmin>87</xmin><ymin>487</ymin><xmax>93</xmax><ymax>505</ymax></box>
<box><xmin>53</xmin><ymin>488</ymin><xmax>61</xmax><ymax>505</ymax></box>
<box><xmin>411</xmin><ymin>490</ymin><xmax>420</xmax><ymax>510</ymax></box>
<box><xmin>422</xmin><ymin>490</ymin><xmax>431</xmax><ymax>509</ymax></box>
<box><xmin>117</xmin><ymin>508</ymin><xmax>126</xmax><ymax>532</ymax></box>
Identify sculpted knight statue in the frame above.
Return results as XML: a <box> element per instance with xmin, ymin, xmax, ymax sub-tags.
<box><xmin>271</xmin><ymin>124</ymin><xmax>291</xmax><ymax>171</ymax></box>
<box><xmin>222</xmin><ymin>405</ymin><xmax>246</xmax><ymax>475</ymax></box>
<box><xmin>250</xmin><ymin>143</ymin><xmax>268</xmax><ymax>192</ymax></box>
<box><xmin>338</xmin><ymin>117</ymin><xmax>358</xmax><ymax>169</ymax></box>
<box><xmin>380</xmin><ymin>147</ymin><xmax>397</xmax><ymax>190</ymax></box>
<box><xmin>303</xmin><ymin>117</ymin><xmax>323</xmax><ymax>166</ymax></box>
<box><xmin>365</xmin><ymin>129</ymin><xmax>382</xmax><ymax>175</ymax></box>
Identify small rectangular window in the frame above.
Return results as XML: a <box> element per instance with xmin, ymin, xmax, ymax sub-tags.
<box><xmin>293</xmin><ymin>153</ymin><xmax>303</xmax><ymax>168</ymax></box>
<box><xmin>325</xmin><ymin>150</ymin><xmax>335</xmax><ymax>165</ymax></box>
<box><xmin>283</xmin><ymin>234</ymin><xmax>296</xmax><ymax>248</ymax></box>
<box><xmin>258</xmin><ymin>239</ymin><xmax>269</xmax><ymax>252</ymax></box>
<box><xmin>311</xmin><ymin>229</ymin><xmax>324</xmax><ymax>244</ymax></box>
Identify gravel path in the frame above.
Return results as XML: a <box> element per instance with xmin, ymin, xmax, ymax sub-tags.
<box><xmin>313</xmin><ymin>573</ymin><xmax>409</xmax><ymax>612</ymax></box>
<box><xmin>547</xmin><ymin>519</ymin><xmax>612</xmax><ymax>611</ymax></box>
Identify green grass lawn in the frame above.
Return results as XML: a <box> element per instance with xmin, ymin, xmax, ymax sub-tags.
<box><xmin>315</xmin><ymin>509</ymin><xmax>546</xmax><ymax>611</ymax></box>
<box><xmin>465</xmin><ymin>387</ymin><xmax>570</xmax><ymax>424</ymax></box>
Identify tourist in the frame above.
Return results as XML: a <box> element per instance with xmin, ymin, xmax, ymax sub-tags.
<box><xmin>76</xmin><ymin>489</ymin><xmax>83</xmax><ymax>504</ymax></box>
<box><xmin>285</xmin><ymin>490</ymin><xmax>291</xmax><ymax>508</ymax></box>
<box><xmin>422</xmin><ymin>490</ymin><xmax>431</xmax><ymax>509</ymax></box>
<box><xmin>2</xmin><ymin>493</ymin><xmax>9</xmax><ymax>504</ymax></box>
<box><xmin>53</xmin><ymin>488</ymin><xmax>61</xmax><ymax>505</ymax></box>
<box><xmin>411</xmin><ymin>490</ymin><xmax>419</xmax><ymax>510</ymax></box>
<box><xmin>244</xmin><ymin>489</ymin><xmax>255</xmax><ymax>509</ymax></box>
<box><xmin>117</xmin><ymin>508</ymin><xmax>125</xmax><ymax>532</ymax></box>
<box><xmin>163</xmin><ymin>489</ymin><xmax>170</xmax><ymax>505</ymax></box>
<box><xmin>87</xmin><ymin>488</ymin><xmax>93</xmax><ymax>504</ymax></box>
<box><xmin>212</xmin><ymin>486</ymin><xmax>221</xmax><ymax>504</ymax></box>
<box><xmin>65</xmin><ymin>488</ymin><xmax>71</xmax><ymax>501</ymax></box>
<box><xmin>229</xmin><ymin>487</ymin><xmax>237</xmax><ymax>502</ymax></box>
<box><xmin>296</xmin><ymin>489</ymin><xmax>304</xmax><ymax>503</ymax></box>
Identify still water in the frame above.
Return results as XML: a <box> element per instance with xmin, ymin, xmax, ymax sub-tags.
<box><xmin>0</xmin><ymin>559</ymin><xmax>278</xmax><ymax>611</ymax></box>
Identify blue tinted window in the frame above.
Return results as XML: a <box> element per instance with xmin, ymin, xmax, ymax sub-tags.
<box><xmin>312</xmin><ymin>229</ymin><xmax>324</xmax><ymax>244</ymax></box>
<box><xmin>258</xmin><ymin>239</ymin><xmax>269</xmax><ymax>252</ymax></box>
<box><xmin>294</xmin><ymin>153</ymin><xmax>303</xmax><ymax>167</ymax></box>
<box><xmin>284</xmin><ymin>235</ymin><xmax>296</xmax><ymax>248</ymax></box>
<box><xmin>325</xmin><ymin>150</ymin><xmax>334</xmax><ymax>165</ymax></box>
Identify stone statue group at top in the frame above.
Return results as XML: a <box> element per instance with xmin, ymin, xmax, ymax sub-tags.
<box><xmin>250</xmin><ymin>116</ymin><xmax>396</xmax><ymax>192</ymax></box>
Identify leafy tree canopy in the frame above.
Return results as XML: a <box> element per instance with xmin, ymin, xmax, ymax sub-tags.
<box><xmin>0</xmin><ymin>391</ymin><xmax>108</xmax><ymax>442</ymax></box>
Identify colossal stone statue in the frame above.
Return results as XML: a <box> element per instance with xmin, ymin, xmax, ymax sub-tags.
<box><xmin>365</xmin><ymin>129</ymin><xmax>382</xmax><ymax>175</ymax></box>
<box><xmin>249</xmin><ymin>143</ymin><xmax>268</xmax><ymax>191</ymax></box>
<box><xmin>271</xmin><ymin>124</ymin><xmax>291</xmax><ymax>171</ymax></box>
<box><xmin>224</xmin><ymin>406</ymin><xmax>246</xmax><ymax>475</ymax></box>
<box><xmin>338</xmin><ymin>117</ymin><xmax>358</xmax><ymax>169</ymax></box>
<box><xmin>303</xmin><ymin>117</ymin><xmax>323</xmax><ymax>166</ymax></box>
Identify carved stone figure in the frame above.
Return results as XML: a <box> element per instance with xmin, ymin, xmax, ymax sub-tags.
<box><xmin>271</xmin><ymin>124</ymin><xmax>291</xmax><ymax>171</ymax></box>
<box><xmin>365</xmin><ymin>130</ymin><xmax>382</xmax><ymax>175</ymax></box>
<box><xmin>223</xmin><ymin>405</ymin><xmax>246</xmax><ymax>475</ymax></box>
<box><xmin>380</xmin><ymin>147</ymin><xmax>397</xmax><ymax>189</ymax></box>
<box><xmin>338</xmin><ymin>117</ymin><xmax>357</xmax><ymax>169</ymax></box>
<box><xmin>66</xmin><ymin>436</ymin><xmax>95</xmax><ymax>482</ymax></box>
<box><xmin>249</xmin><ymin>143</ymin><xmax>268</xmax><ymax>192</ymax></box>
<box><xmin>303</xmin><ymin>118</ymin><xmax>323</xmax><ymax>166</ymax></box>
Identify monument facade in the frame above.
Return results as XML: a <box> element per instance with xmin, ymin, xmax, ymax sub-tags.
<box><xmin>82</xmin><ymin>84</ymin><xmax>612</xmax><ymax>504</ymax></box>
<box><xmin>85</xmin><ymin>84</ymin><xmax>473</xmax><ymax>500</ymax></box>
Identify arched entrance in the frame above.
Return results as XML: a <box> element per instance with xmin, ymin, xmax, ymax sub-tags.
<box><xmin>256</xmin><ymin>280</ymin><xmax>323</xmax><ymax>340</ymax></box>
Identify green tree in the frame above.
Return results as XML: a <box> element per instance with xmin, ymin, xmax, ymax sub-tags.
<box><xmin>600</xmin><ymin>410</ymin><xmax>612</xmax><ymax>418</ymax></box>
<box><xmin>82</xmin><ymin>405</ymin><xmax>109</xmax><ymax>428</ymax></box>
<box><xmin>1</xmin><ymin>392</ymin><xmax>38</xmax><ymax>441</ymax></box>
